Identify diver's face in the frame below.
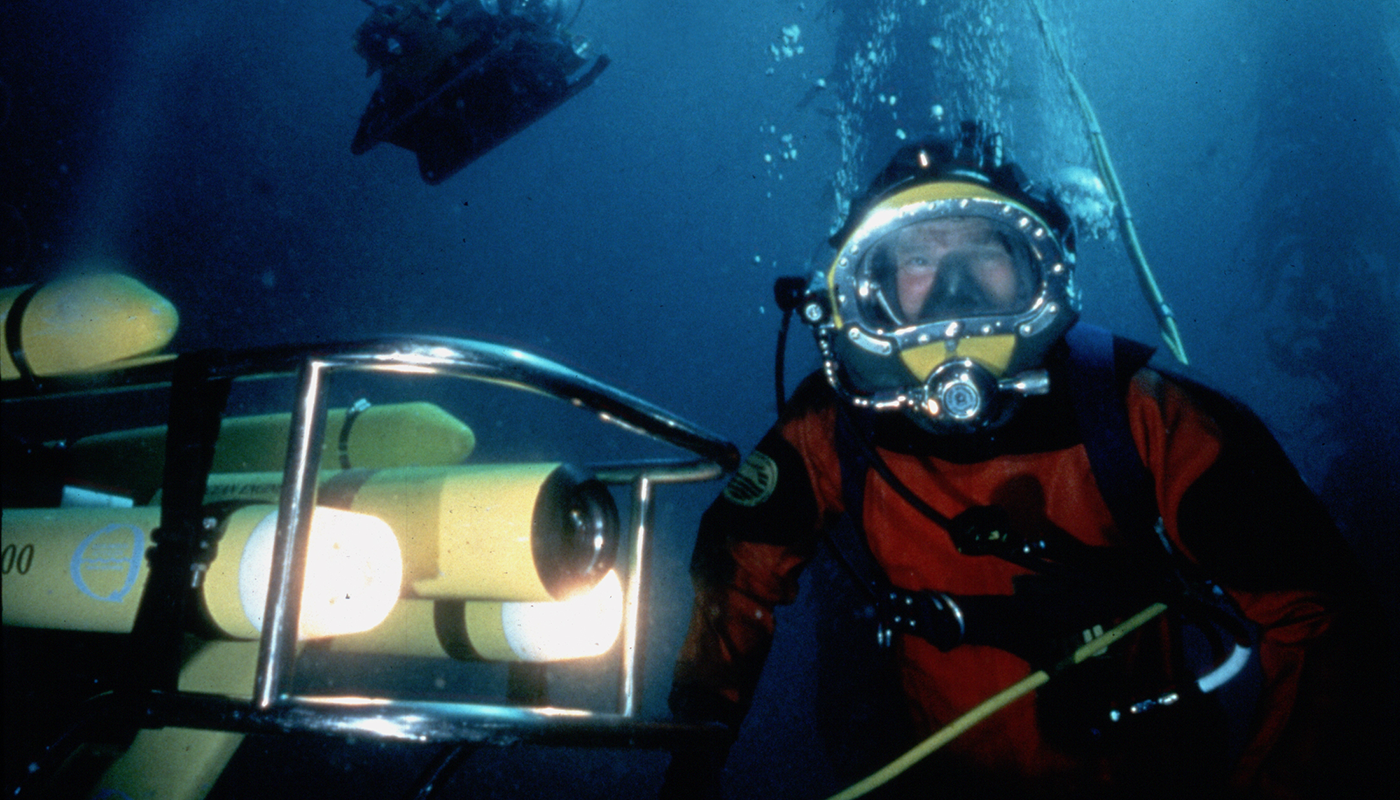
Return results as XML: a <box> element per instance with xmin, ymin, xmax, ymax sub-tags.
<box><xmin>891</xmin><ymin>218</ymin><xmax>1027</xmax><ymax>321</ymax></box>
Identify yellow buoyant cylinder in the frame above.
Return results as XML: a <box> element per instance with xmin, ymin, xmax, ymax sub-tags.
<box><xmin>202</xmin><ymin>463</ymin><xmax>619</xmax><ymax>602</ymax></box>
<box><xmin>1</xmin><ymin>505</ymin><xmax>401</xmax><ymax>639</ymax></box>
<box><xmin>64</xmin><ymin>402</ymin><xmax>476</xmax><ymax>503</ymax></box>
<box><xmin>89</xmin><ymin>642</ymin><xmax>255</xmax><ymax>800</ymax></box>
<box><xmin>2</xmin><ymin>507</ymin><xmax>156</xmax><ymax>633</ymax></box>
<box><xmin>0</xmin><ymin>273</ymin><xmax>178</xmax><ymax>380</ymax></box>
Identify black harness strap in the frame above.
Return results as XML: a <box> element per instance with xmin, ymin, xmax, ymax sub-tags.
<box><xmin>1062</xmin><ymin>323</ymin><xmax>1160</xmax><ymax>538</ymax></box>
<box><xmin>337</xmin><ymin>398</ymin><xmax>373</xmax><ymax>469</ymax></box>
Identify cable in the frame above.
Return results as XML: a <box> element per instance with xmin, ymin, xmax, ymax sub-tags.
<box><xmin>1025</xmin><ymin>0</ymin><xmax>1189</xmax><ymax>365</ymax></box>
<box><xmin>773</xmin><ymin>276</ymin><xmax>808</xmax><ymax>415</ymax></box>
<box><xmin>405</xmin><ymin>744</ymin><xmax>478</xmax><ymax>800</ymax></box>
<box><xmin>822</xmin><ymin>602</ymin><xmax>1169</xmax><ymax>800</ymax></box>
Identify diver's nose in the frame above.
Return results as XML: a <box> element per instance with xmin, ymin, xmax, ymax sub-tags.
<box><xmin>922</xmin><ymin>255</ymin><xmax>988</xmax><ymax>317</ymax></box>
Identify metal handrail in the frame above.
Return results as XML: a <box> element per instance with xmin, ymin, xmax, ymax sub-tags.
<box><xmin>253</xmin><ymin>339</ymin><xmax>738</xmax><ymax>719</ymax></box>
<box><xmin>7</xmin><ymin>336</ymin><xmax>741</xmax><ymax>473</ymax></box>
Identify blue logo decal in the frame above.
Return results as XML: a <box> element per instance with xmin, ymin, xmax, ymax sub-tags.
<box><xmin>70</xmin><ymin>524</ymin><xmax>145</xmax><ymax>603</ymax></box>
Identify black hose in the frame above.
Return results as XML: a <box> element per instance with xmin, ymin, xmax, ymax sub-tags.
<box><xmin>772</xmin><ymin>276</ymin><xmax>808</xmax><ymax>414</ymax></box>
<box><xmin>404</xmin><ymin>744</ymin><xmax>478</xmax><ymax>800</ymax></box>
<box><xmin>775</xmin><ymin>308</ymin><xmax>794</xmax><ymax>415</ymax></box>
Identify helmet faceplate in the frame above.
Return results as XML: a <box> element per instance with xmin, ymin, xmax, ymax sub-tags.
<box><xmin>809</xmin><ymin>180</ymin><xmax>1080</xmax><ymax>432</ymax></box>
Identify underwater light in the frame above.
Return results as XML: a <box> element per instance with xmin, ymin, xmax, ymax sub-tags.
<box><xmin>465</xmin><ymin>569</ymin><xmax>626</xmax><ymax>662</ymax></box>
<box><xmin>2</xmin><ymin>505</ymin><xmax>402</xmax><ymax>641</ymax></box>
<box><xmin>218</xmin><ymin>506</ymin><xmax>403</xmax><ymax>640</ymax></box>
<box><xmin>202</xmin><ymin>462</ymin><xmax>619</xmax><ymax>603</ymax></box>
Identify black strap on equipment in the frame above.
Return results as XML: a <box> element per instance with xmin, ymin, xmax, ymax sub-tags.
<box><xmin>125</xmin><ymin>351</ymin><xmax>232</xmax><ymax>692</ymax></box>
<box><xmin>338</xmin><ymin>397</ymin><xmax>373</xmax><ymax>469</ymax></box>
<box><xmin>5</xmin><ymin>281</ymin><xmax>44</xmax><ymax>389</ymax></box>
<box><xmin>1062</xmin><ymin>323</ymin><xmax>1160</xmax><ymax>539</ymax></box>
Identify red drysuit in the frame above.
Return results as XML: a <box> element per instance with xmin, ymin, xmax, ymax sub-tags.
<box><xmin>670</xmin><ymin>344</ymin><xmax>1380</xmax><ymax>799</ymax></box>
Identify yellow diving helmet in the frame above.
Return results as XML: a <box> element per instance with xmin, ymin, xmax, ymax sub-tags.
<box><xmin>803</xmin><ymin>121</ymin><xmax>1080</xmax><ymax>432</ymax></box>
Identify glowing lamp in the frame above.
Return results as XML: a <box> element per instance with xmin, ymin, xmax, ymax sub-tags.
<box><xmin>204</xmin><ymin>506</ymin><xmax>403</xmax><ymax>640</ymax></box>
<box><xmin>464</xmin><ymin>569</ymin><xmax>625</xmax><ymax>662</ymax></box>
<box><xmin>2</xmin><ymin>505</ymin><xmax>401</xmax><ymax>641</ymax></box>
<box><xmin>200</xmin><ymin>463</ymin><xmax>619</xmax><ymax>603</ymax></box>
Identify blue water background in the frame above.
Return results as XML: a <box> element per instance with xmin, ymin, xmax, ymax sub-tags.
<box><xmin>3</xmin><ymin>1</ymin><xmax>1396</xmax><ymax>797</ymax></box>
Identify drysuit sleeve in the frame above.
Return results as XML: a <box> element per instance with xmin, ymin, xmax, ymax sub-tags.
<box><xmin>667</xmin><ymin>425</ymin><xmax>827</xmax><ymax>731</ymax></box>
<box><xmin>1130</xmin><ymin>370</ymin><xmax>1387</xmax><ymax>797</ymax></box>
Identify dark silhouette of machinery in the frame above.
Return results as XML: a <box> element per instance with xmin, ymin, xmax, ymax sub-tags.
<box><xmin>351</xmin><ymin>1</ymin><xmax>609</xmax><ymax>183</ymax></box>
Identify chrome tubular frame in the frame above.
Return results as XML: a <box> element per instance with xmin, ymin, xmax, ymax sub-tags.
<box><xmin>5</xmin><ymin>336</ymin><xmax>740</xmax><ymax>752</ymax></box>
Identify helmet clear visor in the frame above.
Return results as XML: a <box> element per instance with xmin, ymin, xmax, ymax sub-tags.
<box><xmin>853</xmin><ymin>215</ymin><xmax>1039</xmax><ymax>329</ymax></box>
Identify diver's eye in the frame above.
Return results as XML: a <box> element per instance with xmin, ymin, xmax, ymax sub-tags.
<box><xmin>899</xmin><ymin>256</ymin><xmax>937</xmax><ymax>274</ymax></box>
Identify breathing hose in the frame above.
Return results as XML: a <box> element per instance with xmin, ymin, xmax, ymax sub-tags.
<box><xmin>773</xmin><ymin>276</ymin><xmax>810</xmax><ymax>414</ymax></box>
<box><xmin>822</xmin><ymin>602</ymin><xmax>1169</xmax><ymax>800</ymax></box>
<box><xmin>1025</xmin><ymin>0</ymin><xmax>1189</xmax><ymax>365</ymax></box>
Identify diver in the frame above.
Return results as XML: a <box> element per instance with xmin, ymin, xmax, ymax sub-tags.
<box><xmin>662</xmin><ymin>122</ymin><xmax>1384</xmax><ymax>798</ymax></box>
<box><xmin>351</xmin><ymin>0</ymin><xmax>607</xmax><ymax>183</ymax></box>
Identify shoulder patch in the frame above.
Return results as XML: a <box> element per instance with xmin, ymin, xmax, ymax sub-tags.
<box><xmin>722</xmin><ymin>450</ymin><xmax>780</xmax><ymax>507</ymax></box>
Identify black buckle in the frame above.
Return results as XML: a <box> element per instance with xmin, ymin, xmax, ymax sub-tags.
<box><xmin>876</xmin><ymin>588</ymin><xmax>965</xmax><ymax>651</ymax></box>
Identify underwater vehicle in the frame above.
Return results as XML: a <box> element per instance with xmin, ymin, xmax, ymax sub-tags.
<box><xmin>350</xmin><ymin>0</ymin><xmax>610</xmax><ymax>184</ymax></box>
<box><xmin>2</xmin><ymin>273</ymin><xmax>736</xmax><ymax>798</ymax></box>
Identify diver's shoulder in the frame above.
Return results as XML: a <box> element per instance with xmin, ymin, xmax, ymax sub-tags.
<box><xmin>1129</xmin><ymin>362</ymin><xmax>1278</xmax><ymax>444</ymax></box>
<box><xmin>781</xmin><ymin>371</ymin><xmax>841</xmax><ymax>420</ymax></box>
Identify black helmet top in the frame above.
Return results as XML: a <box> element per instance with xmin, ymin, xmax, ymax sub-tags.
<box><xmin>831</xmin><ymin>120</ymin><xmax>1075</xmax><ymax>258</ymax></box>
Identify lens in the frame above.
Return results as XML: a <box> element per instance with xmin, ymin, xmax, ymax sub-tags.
<box><xmin>856</xmin><ymin>215</ymin><xmax>1038</xmax><ymax>327</ymax></box>
<box><xmin>532</xmin><ymin>465</ymin><xmax>619</xmax><ymax>598</ymax></box>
